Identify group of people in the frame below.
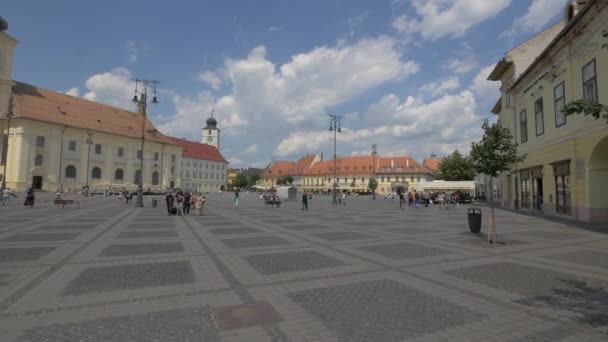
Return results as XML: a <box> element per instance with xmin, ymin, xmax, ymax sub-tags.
<box><xmin>1</xmin><ymin>187</ymin><xmax>35</xmax><ymax>208</ymax></box>
<box><xmin>164</xmin><ymin>191</ymin><xmax>206</xmax><ymax>216</ymax></box>
<box><xmin>397</xmin><ymin>190</ymin><xmax>429</xmax><ymax>210</ymax></box>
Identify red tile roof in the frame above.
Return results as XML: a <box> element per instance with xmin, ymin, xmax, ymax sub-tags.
<box><xmin>262</xmin><ymin>161</ymin><xmax>296</xmax><ymax>177</ymax></box>
<box><xmin>304</xmin><ymin>156</ymin><xmax>376</xmax><ymax>175</ymax></box>
<box><xmin>168</xmin><ymin>137</ymin><xmax>228</xmax><ymax>163</ymax></box>
<box><xmin>10</xmin><ymin>81</ymin><xmax>178</xmax><ymax>146</ymax></box>
<box><xmin>423</xmin><ymin>158</ymin><xmax>443</xmax><ymax>171</ymax></box>
<box><xmin>377</xmin><ymin>157</ymin><xmax>430</xmax><ymax>174</ymax></box>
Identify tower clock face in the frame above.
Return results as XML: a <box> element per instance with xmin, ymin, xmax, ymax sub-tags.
<box><xmin>207</xmin><ymin>137</ymin><xmax>213</xmax><ymax>142</ymax></box>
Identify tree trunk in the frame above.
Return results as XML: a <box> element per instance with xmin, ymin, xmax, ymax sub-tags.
<box><xmin>487</xmin><ymin>177</ymin><xmax>496</xmax><ymax>244</ymax></box>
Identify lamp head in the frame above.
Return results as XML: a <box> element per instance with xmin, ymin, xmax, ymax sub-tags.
<box><xmin>337</xmin><ymin>127</ymin><xmax>342</xmax><ymax>133</ymax></box>
<box><xmin>329</xmin><ymin>125</ymin><xmax>333</xmax><ymax>132</ymax></box>
<box><xmin>132</xmin><ymin>95</ymin><xmax>138</xmax><ymax>103</ymax></box>
<box><xmin>151</xmin><ymin>96</ymin><xmax>158</xmax><ymax>104</ymax></box>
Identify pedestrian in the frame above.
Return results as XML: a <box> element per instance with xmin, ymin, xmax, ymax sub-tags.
<box><xmin>398</xmin><ymin>192</ymin><xmax>405</xmax><ymax>210</ymax></box>
<box><xmin>175</xmin><ymin>191</ymin><xmax>184</xmax><ymax>215</ymax></box>
<box><xmin>438</xmin><ymin>192</ymin><xmax>445</xmax><ymax>210</ymax></box>
<box><xmin>301</xmin><ymin>191</ymin><xmax>309</xmax><ymax>211</ymax></box>
<box><xmin>165</xmin><ymin>192</ymin><xmax>175</xmax><ymax>216</ymax></box>
<box><xmin>24</xmin><ymin>186</ymin><xmax>35</xmax><ymax>208</ymax></box>
<box><xmin>183</xmin><ymin>192</ymin><xmax>191</xmax><ymax>215</ymax></box>
<box><xmin>2</xmin><ymin>187</ymin><xmax>12</xmax><ymax>206</ymax></box>
<box><xmin>124</xmin><ymin>191</ymin><xmax>130</xmax><ymax>204</ymax></box>
<box><xmin>413</xmin><ymin>190</ymin><xmax>419</xmax><ymax>209</ymax></box>
<box><xmin>408</xmin><ymin>192</ymin><xmax>413</xmax><ymax>207</ymax></box>
<box><xmin>195</xmin><ymin>193</ymin><xmax>205</xmax><ymax>216</ymax></box>
<box><xmin>234</xmin><ymin>189</ymin><xmax>240</xmax><ymax>207</ymax></box>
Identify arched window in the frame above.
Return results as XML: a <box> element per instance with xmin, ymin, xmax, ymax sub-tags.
<box><xmin>34</xmin><ymin>154</ymin><xmax>43</xmax><ymax>166</ymax></box>
<box><xmin>152</xmin><ymin>171</ymin><xmax>159</xmax><ymax>185</ymax></box>
<box><xmin>114</xmin><ymin>168</ymin><xmax>124</xmax><ymax>181</ymax></box>
<box><xmin>91</xmin><ymin>167</ymin><xmax>102</xmax><ymax>179</ymax></box>
<box><xmin>134</xmin><ymin>170</ymin><xmax>141</xmax><ymax>185</ymax></box>
<box><xmin>65</xmin><ymin>165</ymin><xmax>76</xmax><ymax>178</ymax></box>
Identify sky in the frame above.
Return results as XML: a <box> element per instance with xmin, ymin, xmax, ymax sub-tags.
<box><xmin>4</xmin><ymin>0</ymin><xmax>568</xmax><ymax>168</ymax></box>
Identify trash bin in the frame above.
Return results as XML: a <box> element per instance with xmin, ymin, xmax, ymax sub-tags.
<box><xmin>467</xmin><ymin>208</ymin><xmax>482</xmax><ymax>233</ymax></box>
<box><xmin>151</xmin><ymin>198</ymin><xmax>158</xmax><ymax>208</ymax></box>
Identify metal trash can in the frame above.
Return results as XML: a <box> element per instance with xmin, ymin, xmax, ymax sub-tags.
<box><xmin>151</xmin><ymin>198</ymin><xmax>158</xmax><ymax>208</ymax></box>
<box><xmin>467</xmin><ymin>208</ymin><xmax>482</xmax><ymax>233</ymax></box>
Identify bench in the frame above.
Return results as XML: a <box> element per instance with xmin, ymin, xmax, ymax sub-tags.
<box><xmin>53</xmin><ymin>199</ymin><xmax>79</xmax><ymax>208</ymax></box>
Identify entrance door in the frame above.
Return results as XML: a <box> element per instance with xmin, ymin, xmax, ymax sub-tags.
<box><xmin>533</xmin><ymin>178</ymin><xmax>543</xmax><ymax>210</ymax></box>
<box><xmin>32</xmin><ymin>176</ymin><xmax>42</xmax><ymax>189</ymax></box>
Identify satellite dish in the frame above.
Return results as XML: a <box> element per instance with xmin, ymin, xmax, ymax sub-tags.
<box><xmin>0</xmin><ymin>17</ymin><xmax>7</xmax><ymax>32</ymax></box>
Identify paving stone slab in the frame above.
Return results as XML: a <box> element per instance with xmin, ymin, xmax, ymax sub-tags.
<box><xmin>282</xmin><ymin>224</ymin><xmax>332</xmax><ymax>231</ymax></box>
<box><xmin>0</xmin><ymin>233</ymin><xmax>81</xmax><ymax>242</ymax></box>
<box><xmin>243</xmin><ymin>250</ymin><xmax>346</xmax><ymax>275</ymax></box>
<box><xmin>116</xmin><ymin>231</ymin><xmax>179</xmax><ymax>239</ymax></box>
<box><xmin>61</xmin><ymin>260</ymin><xmax>195</xmax><ymax>296</ymax></box>
<box><xmin>385</xmin><ymin>227</ymin><xmax>437</xmax><ymax>235</ymax></box>
<box><xmin>289</xmin><ymin>279</ymin><xmax>476</xmax><ymax>341</ymax></box>
<box><xmin>36</xmin><ymin>224</ymin><xmax>98</xmax><ymax>230</ymax></box>
<box><xmin>515</xmin><ymin>230</ymin><xmax>586</xmax><ymax>240</ymax></box>
<box><xmin>358</xmin><ymin>242</ymin><xmax>450</xmax><ymax>260</ymax></box>
<box><xmin>221</xmin><ymin>236</ymin><xmax>291</xmax><ymax>249</ymax></box>
<box><xmin>547</xmin><ymin>250</ymin><xmax>608</xmax><ymax>270</ymax></box>
<box><xmin>15</xmin><ymin>305</ymin><xmax>219</xmax><ymax>342</ymax></box>
<box><xmin>0</xmin><ymin>247</ymin><xmax>56</xmax><ymax>262</ymax></box>
<box><xmin>311</xmin><ymin>231</ymin><xmax>377</xmax><ymax>242</ymax></box>
<box><xmin>99</xmin><ymin>242</ymin><xmax>185</xmax><ymax>257</ymax></box>
<box><xmin>209</xmin><ymin>227</ymin><xmax>263</xmax><ymax>235</ymax></box>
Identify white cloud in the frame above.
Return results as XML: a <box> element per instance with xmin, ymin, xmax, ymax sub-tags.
<box><xmin>198</xmin><ymin>70</ymin><xmax>222</xmax><ymax>90</ymax></box>
<box><xmin>443</xmin><ymin>42</ymin><xmax>477</xmax><ymax>74</ymax></box>
<box><xmin>268</xmin><ymin>26</ymin><xmax>281</xmax><ymax>32</ymax></box>
<box><xmin>501</xmin><ymin>0</ymin><xmax>564</xmax><ymax>41</ymax></box>
<box><xmin>65</xmin><ymin>87</ymin><xmax>80</xmax><ymax>97</ymax></box>
<box><xmin>420</xmin><ymin>77</ymin><xmax>461</xmax><ymax>97</ymax></box>
<box><xmin>157</xmin><ymin>91</ymin><xmax>215</xmax><ymax>137</ymax></box>
<box><xmin>244</xmin><ymin>144</ymin><xmax>259</xmax><ymax>154</ymax></box>
<box><xmin>469</xmin><ymin>64</ymin><xmax>501</xmax><ymax>102</ymax></box>
<box><xmin>227</xmin><ymin>157</ymin><xmax>244</xmax><ymax>166</ymax></box>
<box><xmin>276</xmin><ymin>90</ymin><xmax>482</xmax><ymax>158</ymax></box>
<box><xmin>126</xmin><ymin>40</ymin><xmax>138</xmax><ymax>63</ymax></box>
<box><xmin>81</xmin><ymin>68</ymin><xmax>136</xmax><ymax>110</ymax></box>
<box><xmin>393</xmin><ymin>0</ymin><xmax>512</xmax><ymax>40</ymax></box>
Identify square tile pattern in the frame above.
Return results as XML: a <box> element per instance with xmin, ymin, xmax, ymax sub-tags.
<box><xmin>289</xmin><ymin>279</ymin><xmax>476</xmax><ymax>341</ymax></box>
<box><xmin>311</xmin><ymin>231</ymin><xmax>376</xmax><ymax>242</ymax></box>
<box><xmin>62</xmin><ymin>260</ymin><xmax>195</xmax><ymax>296</ymax></box>
<box><xmin>221</xmin><ymin>236</ymin><xmax>291</xmax><ymax>249</ymax></box>
<box><xmin>209</xmin><ymin>227</ymin><xmax>263</xmax><ymax>235</ymax></box>
<box><xmin>99</xmin><ymin>242</ymin><xmax>185</xmax><ymax>257</ymax></box>
<box><xmin>547</xmin><ymin>250</ymin><xmax>608</xmax><ymax>269</ymax></box>
<box><xmin>15</xmin><ymin>305</ymin><xmax>219</xmax><ymax>341</ymax></box>
<box><xmin>0</xmin><ymin>247</ymin><xmax>56</xmax><ymax>262</ymax></box>
<box><xmin>358</xmin><ymin>242</ymin><xmax>449</xmax><ymax>260</ymax></box>
<box><xmin>0</xmin><ymin>233</ymin><xmax>81</xmax><ymax>242</ymax></box>
<box><xmin>243</xmin><ymin>250</ymin><xmax>346</xmax><ymax>275</ymax></box>
<box><xmin>116</xmin><ymin>231</ymin><xmax>179</xmax><ymax>239</ymax></box>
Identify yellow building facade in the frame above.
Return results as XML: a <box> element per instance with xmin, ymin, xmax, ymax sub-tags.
<box><xmin>489</xmin><ymin>0</ymin><xmax>608</xmax><ymax>224</ymax></box>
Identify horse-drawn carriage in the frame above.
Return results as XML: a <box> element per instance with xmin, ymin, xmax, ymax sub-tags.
<box><xmin>261</xmin><ymin>191</ymin><xmax>281</xmax><ymax>208</ymax></box>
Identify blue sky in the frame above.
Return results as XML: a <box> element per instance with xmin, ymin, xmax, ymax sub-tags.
<box><xmin>4</xmin><ymin>0</ymin><xmax>567</xmax><ymax>167</ymax></box>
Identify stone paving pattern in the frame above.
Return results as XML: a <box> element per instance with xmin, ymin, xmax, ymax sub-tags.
<box><xmin>0</xmin><ymin>192</ymin><xmax>607</xmax><ymax>341</ymax></box>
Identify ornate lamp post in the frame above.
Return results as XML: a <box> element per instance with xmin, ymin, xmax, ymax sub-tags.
<box><xmin>1</xmin><ymin>95</ymin><xmax>13</xmax><ymax>191</ymax></box>
<box><xmin>328</xmin><ymin>113</ymin><xmax>342</xmax><ymax>205</ymax></box>
<box><xmin>132</xmin><ymin>79</ymin><xmax>159</xmax><ymax>208</ymax></box>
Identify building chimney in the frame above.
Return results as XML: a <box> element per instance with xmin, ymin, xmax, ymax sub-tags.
<box><xmin>391</xmin><ymin>159</ymin><xmax>394</xmax><ymax>168</ymax></box>
<box><xmin>406</xmin><ymin>159</ymin><xmax>409</xmax><ymax>167</ymax></box>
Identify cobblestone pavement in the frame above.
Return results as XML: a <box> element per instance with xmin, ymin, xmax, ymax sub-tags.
<box><xmin>0</xmin><ymin>192</ymin><xmax>607</xmax><ymax>341</ymax></box>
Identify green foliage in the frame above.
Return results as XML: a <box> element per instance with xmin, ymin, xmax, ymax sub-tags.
<box><xmin>367</xmin><ymin>178</ymin><xmax>378</xmax><ymax>191</ymax></box>
<box><xmin>248</xmin><ymin>173</ymin><xmax>260</xmax><ymax>187</ymax></box>
<box><xmin>438</xmin><ymin>150</ymin><xmax>476</xmax><ymax>181</ymax></box>
<box><xmin>563</xmin><ymin>99</ymin><xmax>608</xmax><ymax>123</ymax></box>
<box><xmin>276</xmin><ymin>175</ymin><xmax>294</xmax><ymax>186</ymax></box>
<box><xmin>470</xmin><ymin>120</ymin><xmax>525</xmax><ymax>178</ymax></box>
<box><xmin>234</xmin><ymin>173</ymin><xmax>248</xmax><ymax>189</ymax></box>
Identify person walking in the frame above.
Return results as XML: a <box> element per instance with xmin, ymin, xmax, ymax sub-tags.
<box><xmin>183</xmin><ymin>192</ymin><xmax>192</xmax><ymax>215</ymax></box>
<box><xmin>2</xmin><ymin>187</ymin><xmax>12</xmax><ymax>206</ymax></box>
<box><xmin>438</xmin><ymin>192</ymin><xmax>445</xmax><ymax>210</ymax></box>
<box><xmin>408</xmin><ymin>192</ymin><xmax>413</xmax><ymax>207</ymax></box>
<box><xmin>24</xmin><ymin>186</ymin><xmax>35</xmax><ymax>208</ymax></box>
<box><xmin>175</xmin><ymin>191</ymin><xmax>184</xmax><ymax>216</ymax></box>
<box><xmin>398</xmin><ymin>192</ymin><xmax>405</xmax><ymax>210</ymax></box>
<box><xmin>301</xmin><ymin>191</ymin><xmax>309</xmax><ymax>211</ymax></box>
<box><xmin>165</xmin><ymin>192</ymin><xmax>175</xmax><ymax>216</ymax></box>
<box><xmin>195</xmin><ymin>193</ymin><xmax>205</xmax><ymax>216</ymax></box>
<box><xmin>234</xmin><ymin>189</ymin><xmax>240</xmax><ymax>207</ymax></box>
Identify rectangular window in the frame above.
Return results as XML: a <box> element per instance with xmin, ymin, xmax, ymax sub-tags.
<box><xmin>505</xmin><ymin>92</ymin><xmax>511</xmax><ymax>107</ymax></box>
<box><xmin>520</xmin><ymin>110</ymin><xmax>528</xmax><ymax>143</ymax></box>
<box><xmin>554</xmin><ymin>82</ymin><xmax>566</xmax><ymax>127</ymax></box>
<box><xmin>554</xmin><ymin>161</ymin><xmax>571</xmax><ymax>215</ymax></box>
<box><xmin>117</xmin><ymin>147</ymin><xmax>124</xmax><ymax>157</ymax></box>
<box><xmin>94</xmin><ymin>144</ymin><xmax>102</xmax><ymax>154</ymax></box>
<box><xmin>154</xmin><ymin>152</ymin><xmax>159</xmax><ymax>161</ymax></box>
<box><xmin>410</xmin><ymin>176</ymin><xmax>414</xmax><ymax>182</ymax></box>
<box><xmin>417</xmin><ymin>176</ymin><xmax>420</xmax><ymax>182</ymax></box>
<box><xmin>171</xmin><ymin>155</ymin><xmax>176</xmax><ymax>162</ymax></box>
<box><xmin>68</xmin><ymin>140</ymin><xmax>77</xmax><ymax>151</ymax></box>
<box><xmin>137</xmin><ymin>150</ymin><xmax>143</xmax><ymax>160</ymax></box>
<box><xmin>535</xmin><ymin>98</ymin><xmax>544</xmax><ymax>136</ymax></box>
<box><xmin>1</xmin><ymin>134</ymin><xmax>7</xmax><ymax>165</ymax></box>
<box><xmin>36</xmin><ymin>136</ymin><xmax>45</xmax><ymax>147</ymax></box>
<box><xmin>582</xmin><ymin>59</ymin><xmax>597</xmax><ymax>102</ymax></box>
<box><xmin>521</xmin><ymin>178</ymin><xmax>530</xmax><ymax>209</ymax></box>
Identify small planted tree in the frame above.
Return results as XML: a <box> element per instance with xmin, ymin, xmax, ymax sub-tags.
<box><xmin>470</xmin><ymin>120</ymin><xmax>525</xmax><ymax>244</ymax></box>
<box><xmin>368</xmin><ymin>178</ymin><xmax>378</xmax><ymax>200</ymax></box>
<box><xmin>438</xmin><ymin>150</ymin><xmax>476</xmax><ymax>181</ymax></box>
<box><xmin>248</xmin><ymin>173</ymin><xmax>261</xmax><ymax>187</ymax></box>
<box><xmin>234</xmin><ymin>173</ymin><xmax>249</xmax><ymax>189</ymax></box>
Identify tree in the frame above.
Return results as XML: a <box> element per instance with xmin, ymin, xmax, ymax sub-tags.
<box><xmin>248</xmin><ymin>173</ymin><xmax>260</xmax><ymax>187</ymax></box>
<box><xmin>438</xmin><ymin>150</ymin><xmax>476</xmax><ymax>181</ymax></box>
<box><xmin>470</xmin><ymin>120</ymin><xmax>525</xmax><ymax>244</ymax></box>
<box><xmin>368</xmin><ymin>178</ymin><xmax>378</xmax><ymax>200</ymax></box>
<box><xmin>275</xmin><ymin>175</ymin><xmax>294</xmax><ymax>186</ymax></box>
<box><xmin>234</xmin><ymin>173</ymin><xmax>248</xmax><ymax>189</ymax></box>
<box><xmin>563</xmin><ymin>99</ymin><xmax>608</xmax><ymax>123</ymax></box>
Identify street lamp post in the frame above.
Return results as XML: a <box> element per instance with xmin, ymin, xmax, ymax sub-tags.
<box><xmin>372</xmin><ymin>144</ymin><xmax>377</xmax><ymax>200</ymax></box>
<box><xmin>85</xmin><ymin>131</ymin><xmax>93</xmax><ymax>195</ymax></box>
<box><xmin>132</xmin><ymin>79</ymin><xmax>159</xmax><ymax>208</ymax></box>
<box><xmin>1</xmin><ymin>95</ymin><xmax>14</xmax><ymax>191</ymax></box>
<box><xmin>328</xmin><ymin>113</ymin><xmax>342</xmax><ymax>205</ymax></box>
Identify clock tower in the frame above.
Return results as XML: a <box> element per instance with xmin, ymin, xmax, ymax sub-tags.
<box><xmin>201</xmin><ymin>110</ymin><xmax>220</xmax><ymax>149</ymax></box>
